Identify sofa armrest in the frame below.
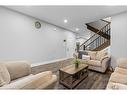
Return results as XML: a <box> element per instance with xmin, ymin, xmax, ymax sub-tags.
<box><xmin>101</xmin><ymin>55</ymin><xmax>110</xmax><ymax>63</ymax></box>
<box><xmin>117</xmin><ymin>58</ymin><xmax>127</xmax><ymax>69</ymax></box>
<box><xmin>22</xmin><ymin>71</ymin><xmax>54</xmax><ymax>89</ymax></box>
<box><xmin>113</xmin><ymin>83</ymin><xmax>127</xmax><ymax>89</ymax></box>
<box><xmin>100</xmin><ymin>54</ymin><xmax>110</xmax><ymax>61</ymax></box>
<box><xmin>107</xmin><ymin>82</ymin><xmax>127</xmax><ymax>90</ymax></box>
<box><xmin>37</xmin><ymin>75</ymin><xmax>57</xmax><ymax>89</ymax></box>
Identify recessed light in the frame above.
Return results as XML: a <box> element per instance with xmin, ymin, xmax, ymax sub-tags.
<box><xmin>54</xmin><ymin>28</ymin><xmax>57</xmax><ymax>31</ymax></box>
<box><xmin>76</xmin><ymin>28</ymin><xmax>79</xmax><ymax>31</ymax></box>
<box><xmin>64</xmin><ymin>19</ymin><xmax>68</xmax><ymax>23</ymax></box>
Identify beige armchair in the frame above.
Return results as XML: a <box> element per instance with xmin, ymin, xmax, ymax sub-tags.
<box><xmin>0</xmin><ymin>61</ymin><xmax>57</xmax><ymax>89</ymax></box>
<box><xmin>107</xmin><ymin>58</ymin><xmax>127</xmax><ymax>89</ymax></box>
<box><xmin>86</xmin><ymin>50</ymin><xmax>110</xmax><ymax>73</ymax></box>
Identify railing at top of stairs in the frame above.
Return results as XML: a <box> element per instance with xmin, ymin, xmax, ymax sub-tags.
<box><xmin>79</xmin><ymin>22</ymin><xmax>111</xmax><ymax>51</ymax></box>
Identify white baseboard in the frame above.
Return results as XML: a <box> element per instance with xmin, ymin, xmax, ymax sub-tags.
<box><xmin>31</xmin><ymin>57</ymin><xmax>73</xmax><ymax>67</ymax></box>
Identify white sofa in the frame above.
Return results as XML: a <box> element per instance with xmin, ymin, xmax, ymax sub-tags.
<box><xmin>0</xmin><ymin>61</ymin><xmax>57</xmax><ymax>89</ymax></box>
<box><xmin>107</xmin><ymin>58</ymin><xmax>127</xmax><ymax>89</ymax></box>
<box><xmin>86</xmin><ymin>50</ymin><xmax>110</xmax><ymax>73</ymax></box>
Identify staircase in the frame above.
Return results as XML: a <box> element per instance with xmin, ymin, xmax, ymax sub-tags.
<box><xmin>80</xmin><ymin>20</ymin><xmax>111</xmax><ymax>51</ymax></box>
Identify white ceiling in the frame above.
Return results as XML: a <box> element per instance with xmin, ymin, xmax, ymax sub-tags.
<box><xmin>6</xmin><ymin>6</ymin><xmax>127</xmax><ymax>36</ymax></box>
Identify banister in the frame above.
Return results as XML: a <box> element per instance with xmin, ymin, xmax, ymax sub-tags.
<box><xmin>100</xmin><ymin>19</ymin><xmax>111</xmax><ymax>24</ymax></box>
<box><xmin>80</xmin><ymin>23</ymin><xmax>110</xmax><ymax>48</ymax></box>
<box><xmin>80</xmin><ymin>33</ymin><xmax>96</xmax><ymax>47</ymax></box>
<box><xmin>85</xmin><ymin>36</ymin><xmax>101</xmax><ymax>48</ymax></box>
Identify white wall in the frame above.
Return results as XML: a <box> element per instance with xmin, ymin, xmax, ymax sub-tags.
<box><xmin>111</xmin><ymin>12</ymin><xmax>127</xmax><ymax>69</ymax></box>
<box><xmin>0</xmin><ymin>7</ymin><xmax>76</xmax><ymax>64</ymax></box>
<box><xmin>76</xmin><ymin>38</ymin><xmax>86</xmax><ymax>45</ymax></box>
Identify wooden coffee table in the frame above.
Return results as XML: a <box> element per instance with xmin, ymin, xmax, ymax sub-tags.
<box><xmin>59</xmin><ymin>64</ymin><xmax>88</xmax><ymax>89</ymax></box>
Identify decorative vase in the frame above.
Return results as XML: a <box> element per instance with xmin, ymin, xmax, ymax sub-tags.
<box><xmin>75</xmin><ymin>63</ymin><xmax>79</xmax><ymax>68</ymax></box>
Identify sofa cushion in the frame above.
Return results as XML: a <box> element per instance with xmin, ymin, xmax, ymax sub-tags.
<box><xmin>109</xmin><ymin>72</ymin><xmax>127</xmax><ymax>85</ymax></box>
<box><xmin>22</xmin><ymin>71</ymin><xmax>52</xmax><ymax>89</ymax></box>
<box><xmin>107</xmin><ymin>82</ymin><xmax>127</xmax><ymax>89</ymax></box>
<box><xmin>1</xmin><ymin>74</ymin><xmax>34</xmax><ymax>89</ymax></box>
<box><xmin>115</xmin><ymin>67</ymin><xmax>127</xmax><ymax>75</ymax></box>
<box><xmin>0</xmin><ymin>64</ymin><xmax>10</xmax><ymax>86</ymax></box>
<box><xmin>96</xmin><ymin>50</ymin><xmax>107</xmax><ymax>61</ymax></box>
<box><xmin>0</xmin><ymin>77</ymin><xmax>4</xmax><ymax>86</ymax></box>
<box><xmin>10</xmin><ymin>74</ymin><xmax>33</xmax><ymax>83</ymax></box>
<box><xmin>88</xmin><ymin>60</ymin><xmax>101</xmax><ymax>67</ymax></box>
<box><xmin>0</xmin><ymin>71</ymin><xmax>53</xmax><ymax>89</ymax></box>
<box><xmin>88</xmin><ymin>51</ymin><xmax>97</xmax><ymax>60</ymax></box>
<box><xmin>4</xmin><ymin>61</ymin><xmax>31</xmax><ymax>80</ymax></box>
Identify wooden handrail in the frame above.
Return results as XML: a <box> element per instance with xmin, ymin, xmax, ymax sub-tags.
<box><xmin>80</xmin><ymin>23</ymin><xmax>110</xmax><ymax>48</ymax></box>
<box><xmin>101</xmin><ymin>19</ymin><xmax>111</xmax><ymax>24</ymax></box>
<box><xmin>85</xmin><ymin>36</ymin><xmax>101</xmax><ymax>48</ymax></box>
<box><xmin>80</xmin><ymin>33</ymin><xmax>96</xmax><ymax>47</ymax></box>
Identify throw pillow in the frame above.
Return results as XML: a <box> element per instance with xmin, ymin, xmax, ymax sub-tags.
<box><xmin>0</xmin><ymin>63</ymin><xmax>11</xmax><ymax>86</ymax></box>
<box><xmin>88</xmin><ymin>51</ymin><xmax>97</xmax><ymax>60</ymax></box>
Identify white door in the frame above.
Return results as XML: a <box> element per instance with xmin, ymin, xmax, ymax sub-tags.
<box><xmin>66</xmin><ymin>32</ymin><xmax>76</xmax><ymax>58</ymax></box>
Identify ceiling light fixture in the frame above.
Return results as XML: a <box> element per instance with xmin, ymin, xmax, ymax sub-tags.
<box><xmin>76</xmin><ymin>28</ymin><xmax>79</xmax><ymax>31</ymax></box>
<box><xmin>54</xmin><ymin>28</ymin><xmax>57</xmax><ymax>31</ymax></box>
<box><xmin>64</xmin><ymin>19</ymin><xmax>68</xmax><ymax>23</ymax></box>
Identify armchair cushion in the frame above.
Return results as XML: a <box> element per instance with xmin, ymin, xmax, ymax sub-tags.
<box><xmin>0</xmin><ymin>64</ymin><xmax>10</xmax><ymax>86</ymax></box>
<box><xmin>88</xmin><ymin>60</ymin><xmax>101</xmax><ymax>67</ymax></box>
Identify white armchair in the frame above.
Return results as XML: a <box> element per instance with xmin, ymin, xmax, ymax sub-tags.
<box><xmin>86</xmin><ymin>50</ymin><xmax>111</xmax><ymax>73</ymax></box>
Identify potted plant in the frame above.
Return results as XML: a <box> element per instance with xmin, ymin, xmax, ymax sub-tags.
<box><xmin>73</xmin><ymin>59</ymin><xmax>81</xmax><ymax>68</ymax></box>
<box><xmin>73</xmin><ymin>53</ymin><xmax>81</xmax><ymax>68</ymax></box>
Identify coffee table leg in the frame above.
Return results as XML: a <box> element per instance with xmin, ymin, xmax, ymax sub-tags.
<box><xmin>71</xmin><ymin>75</ymin><xmax>73</xmax><ymax>89</ymax></box>
<box><xmin>59</xmin><ymin>70</ymin><xmax>63</xmax><ymax>83</ymax></box>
